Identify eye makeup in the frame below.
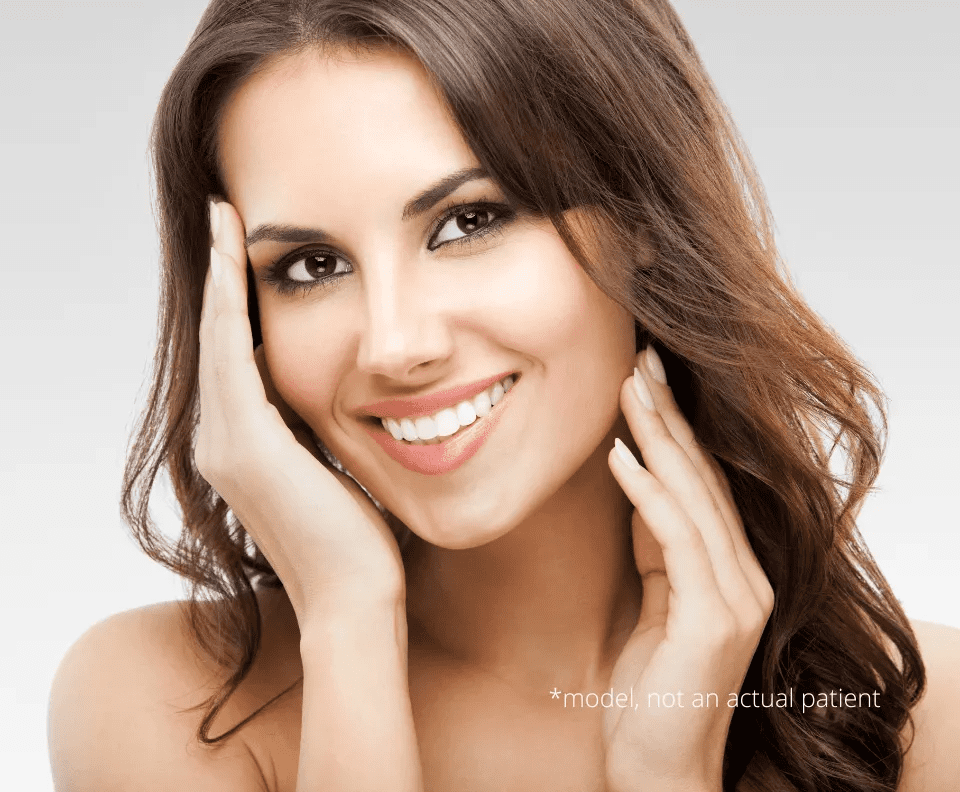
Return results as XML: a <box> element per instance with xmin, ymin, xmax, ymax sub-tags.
<box><xmin>257</xmin><ymin>198</ymin><xmax>517</xmax><ymax>297</ymax></box>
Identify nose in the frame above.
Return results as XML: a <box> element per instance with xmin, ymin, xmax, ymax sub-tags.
<box><xmin>355</xmin><ymin>257</ymin><xmax>453</xmax><ymax>380</ymax></box>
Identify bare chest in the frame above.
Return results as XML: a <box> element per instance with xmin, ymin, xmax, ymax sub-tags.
<box><xmin>408</xmin><ymin>655</ymin><xmax>609</xmax><ymax>792</ymax></box>
<box><xmin>252</xmin><ymin>658</ymin><xmax>609</xmax><ymax>792</ymax></box>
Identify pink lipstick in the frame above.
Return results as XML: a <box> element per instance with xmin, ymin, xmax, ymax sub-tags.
<box><xmin>359</xmin><ymin>370</ymin><xmax>513</xmax><ymax>420</ymax></box>
<box><xmin>362</xmin><ymin>374</ymin><xmax>518</xmax><ymax>475</ymax></box>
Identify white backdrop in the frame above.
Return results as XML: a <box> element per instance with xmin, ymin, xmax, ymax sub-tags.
<box><xmin>2</xmin><ymin>1</ymin><xmax>957</xmax><ymax>788</ymax></box>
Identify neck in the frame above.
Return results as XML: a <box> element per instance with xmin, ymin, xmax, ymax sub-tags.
<box><xmin>403</xmin><ymin>415</ymin><xmax>643</xmax><ymax>695</ymax></box>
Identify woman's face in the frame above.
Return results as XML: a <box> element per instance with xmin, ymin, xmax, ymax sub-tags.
<box><xmin>218</xmin><ymin>46</ymin><xmax>637</xmax><ymax>548</ymax></box>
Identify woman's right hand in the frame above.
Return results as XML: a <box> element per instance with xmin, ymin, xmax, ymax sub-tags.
<box><xmin>195</xmin><ymin>200</ymin><xmax>406</xmax><ymax>626</ymax></box>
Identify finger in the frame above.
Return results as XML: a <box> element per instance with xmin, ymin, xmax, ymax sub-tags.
<box><xmin>642</xmin><ymin>345</ymin><xmax>775</xmax><ymax>617</ymax></box>
<box><xmin>617</xmin><ymin>453</ymin><xmax>670</xmax><ymax>627</ymax></box>
<box><xmin>208</xmin><ymin>201</ymin><xmax>263</xmax><ymax>419</ymax></box>
<box><xmin>623</xmin><ymin>361</ymin><xmax>761</xmax><ymax>624</ymax></box>
<box><xmin>642</xmin><ymin>344</ymin><xmax>747</xmax><ymax>550</ymax></box>
<box><xmin>629</xmin><ymin>509</ymin><xmax>670</xmax><ymax>627</ymax></box>
<box><xmin>609</xmin><ymin>439</ymin><xmax>728</xmax><ymax>635</ymax></box>
<box><xmin>213</xmin><ymin>198</ymin><xmax>250</xmax><ymax>277</ymax></box>
<box><xmin>197</xmin><ymin>235</ymin><xmax>218</xmax><ymax>427</ymax></box>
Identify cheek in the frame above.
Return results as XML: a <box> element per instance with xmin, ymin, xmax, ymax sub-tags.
<box><xmin>465</xmin><ymin>234</ymin><xmax>635</xmax><ymax>455</ymax></box>
<box><xmin>260</xmin><ymin>301</ymin><xmax>350</xmax><ymax>424</ymax></box>
<box><xmin>478</xmin><ymin>232</ymin><xmax>635</xmax><ymax>375</ymax></box>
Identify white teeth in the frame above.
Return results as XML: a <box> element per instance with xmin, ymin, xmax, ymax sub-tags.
<box><xmin>414</xmin><ymin>416</ymin><xmax>438</xmax><ymax>440</ymax></box>
<box><xmin>380</xmin><ymin>374</ymin><xmax>518</xmax><ymax>442</ymax></box>
<box><xmin>385</xmin><ymin>417</ymin><xmax>403</xmax><ymax>440</ymax></box>
<box><xmin>435</xmin><ymin>408</ymin><xmax>460</xmax><ymax>437</ymax></box>
<box><xmin>473</xmin><ymin>389</ymin><xmax>492</xmax><ymax>417</ymax></box>
<box><xmin>456</xmin><ymin>400</ymin><xmax>477</xmax><ymax>426</ymax></box>
<box><xmin>400</xmin><ymin>418</ymin><xmax>418</xmax><ymax>442</ymax></box>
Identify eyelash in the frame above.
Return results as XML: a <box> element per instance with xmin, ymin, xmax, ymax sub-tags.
<box><xmin>260</xmin><ymin>200</ymin><xmax>516</xmax><ymax>296</ymax></box>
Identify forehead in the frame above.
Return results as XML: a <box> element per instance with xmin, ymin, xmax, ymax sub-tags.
<box><xmin>216</xmin><ymin>46</ymin><xmax>477</xmax><ymax>218</ymax></box>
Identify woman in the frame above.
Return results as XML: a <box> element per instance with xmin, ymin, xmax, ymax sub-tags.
<box><xmin>48</xmin><ymin>1</ymin><xmax>960</xmax><ymax>790</ymax></box>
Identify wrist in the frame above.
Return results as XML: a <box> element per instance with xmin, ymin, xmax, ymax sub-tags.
<box><xmin>300</xmin><ymin>589</ymin><xmax>408</xmax><ymax>652</ymax></box>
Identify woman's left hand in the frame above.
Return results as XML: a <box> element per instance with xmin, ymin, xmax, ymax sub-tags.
<box><xmin>603</xmin><ymin>345</ymin><xmax>775</xmax><ymax>792</ymax></box>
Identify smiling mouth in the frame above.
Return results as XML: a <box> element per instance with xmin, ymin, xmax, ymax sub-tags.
<box><xmin>368</xmin><ymin>373</ymin><xmax>519</xmax><ymax>445</ymax></box>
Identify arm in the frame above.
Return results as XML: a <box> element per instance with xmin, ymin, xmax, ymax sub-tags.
<box><xmin>198</xmin><ymin>201</ymin><xmax>423</xmax><ymax>789</ymax></box>
<box><xmin>296</xmin><ymin>595</ymin><xmax>423</xmax><ymax>792</ymax></box>
<box><xmin>49</xmin><ymin>596</ymin><xmax>424</xmax><ymax>792</ymax></box>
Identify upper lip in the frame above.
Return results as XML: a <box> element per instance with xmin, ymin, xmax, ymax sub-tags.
<box><xmin>359</xmin><ymin>370</ymin><xmax>516</xmax><ymax>420</ymax></box>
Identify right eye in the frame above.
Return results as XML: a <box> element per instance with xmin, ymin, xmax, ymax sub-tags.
<box><xmin>286</xmin><ymin>253</ymin><xmax>351</xmax><ymax>282</ymax></box>
<box><xmin>262</xmin><ymin>251</ymin><xmax>354</xmax><ymax>295</ymax></box>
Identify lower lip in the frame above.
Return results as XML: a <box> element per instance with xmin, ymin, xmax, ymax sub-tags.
<box><xmin>364</xmin><ymin>379</ymin><xmax>517</xmax><ymax>476</ymax></box>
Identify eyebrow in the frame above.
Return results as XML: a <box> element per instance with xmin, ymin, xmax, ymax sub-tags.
<box><xmin>243</xmin><ymin>166</ymin><xmax>490</xmax><ymax>249</ymax></box>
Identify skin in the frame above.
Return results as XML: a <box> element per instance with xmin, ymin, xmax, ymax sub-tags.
<box><xmin>209</xmin><ymin>44</ymin><xmax>777</xmax><ymax>791</ymax></box>
<box><xmin>45</xmin><ymin>39</ymin><xmax>960</xmax><ymax>792</ymax></box>
<box><xmin>218</xmin><ymin>45</ymin><xmax>645</xmax><ymax>687</ymax></box>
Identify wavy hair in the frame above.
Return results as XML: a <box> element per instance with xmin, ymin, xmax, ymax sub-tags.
<box><xmin>122</xmin><ymin>1</ymin><xmax>925</xmax><ymax>788</ymax></box>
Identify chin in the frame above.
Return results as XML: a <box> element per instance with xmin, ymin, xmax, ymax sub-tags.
<box><xmin>409</xmin><ymin>511</ymin><xmax>515</xmax><ymax>552</ymax></box>
<box><xmin>412</xmin><ymin>525</ymin><xmax>508</xmax><ymax>551</ymax></box>
<box><xmin>388</xmin><ymin>480</ymin><xmax>535</xmax><ymax>551</ymax></box>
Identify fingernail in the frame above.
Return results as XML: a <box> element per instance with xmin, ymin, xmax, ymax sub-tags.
<box><xmin>210</xmin><ymin>246</ymin><xmax>222</xmax><ymax>286</ymax></box>
<box><xmin>209</xmin><ymin>200</ymin><xmax>220</xmax><ymax>242</ymax></box>
<box><xmin>645</xmin><ymin>344</ymin><xmax>667</xmax><ymax>384</ymax></box>
<box><xmin>632</xmin><ymin>367</ymin><xmax>655</xmax><ymax>410</ymax></box>
<box><xmin>614</xmin><ymin>437</ymin><xmax>641</xmax><ymax>471</ymax></box>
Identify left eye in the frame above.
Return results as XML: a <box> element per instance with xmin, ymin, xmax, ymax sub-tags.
<box><xmin>431</xmin><ymin>207</ymin><xmax>499</xmax><ymax>247</ymax></box>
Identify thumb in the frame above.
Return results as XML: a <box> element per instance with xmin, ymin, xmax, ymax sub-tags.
<box><xmin>632</xmin><ymin>510</ymin><xmax>670</xmax><ymax>628</ymax></box>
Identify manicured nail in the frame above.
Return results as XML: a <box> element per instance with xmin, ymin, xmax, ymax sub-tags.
<box><xmin>645</xmin><ymin>345</ymin><xmax>667</xmax><ymax>384</ymax></box>
<box><xmin>614</xmin><ymin>437</ymin><xmax>642</xmax><ymax>471</ymax></box>
<box><xmin>209</xmin><ymin>200</ymin><xmax>220</xmax><ymax>242</ymax></box>
<box><xmin>210</xmin><ymin>246</ymin><xmax>222</xmax><ymax>287</ymax></box>
<box><xmin>632</xmin><ymin>367</ymin><xmax>655</xmax><ymax>410</ymax></box>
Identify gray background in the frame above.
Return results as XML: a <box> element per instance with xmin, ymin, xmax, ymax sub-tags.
<box><xmin>1</xmin><ymin>1</ymin><xmax>957</xmax><ymax>787</ymax></box>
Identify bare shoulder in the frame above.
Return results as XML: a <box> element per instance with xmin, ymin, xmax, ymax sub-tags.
<box><xmin>48</xmin><ymin>588</ymin><xmax>298</xmax><ymax>792</ymax></box>
<box><xmin>897</xmin><ymin>618</ymin><xmax>960</xmax><ymax>791</ymax></box>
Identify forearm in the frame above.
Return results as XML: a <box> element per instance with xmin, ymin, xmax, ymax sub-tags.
<box><xmin>296</xmin><ymin>596</ymin><xmax>423</xmax><ymax>792</ymax></box>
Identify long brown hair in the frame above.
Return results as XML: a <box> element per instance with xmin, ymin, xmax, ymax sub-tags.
<box><xmin>124</xmin><ymin>1</ymin><xmax>924</xmax><ymax>788</ymax></box>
